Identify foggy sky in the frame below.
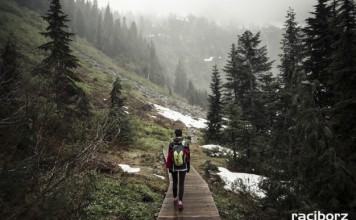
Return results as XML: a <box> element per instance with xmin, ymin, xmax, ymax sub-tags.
<box><xmin>97</xmin><ymin>0</ymin><xmax>317</xmax><ymax>26</ymax></box>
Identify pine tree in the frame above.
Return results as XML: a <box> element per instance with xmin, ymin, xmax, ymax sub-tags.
<box><xmin>174</xmin><ymin>59</ymin><xmax>188</xmax><ymax>96</ymax></box>
<box><xmin>110</xmin><ymin>77</ymin><xmax>125</xmax><ymax>109</ymax></box>
<box><xmin>96</xmin><ymin>12</ymin><xmax>103</xmax><ymax>49</ymax></box>
<box><xmin>147</xmin><ymin>40</ymin><xmax>165</xmax><ymax>86</ymax></box>
<box><xmin>102</xmin><ymin>4</ymin><xmax>114</xmax><ymax>56</ymax></box>
<box><xmin>0</xmin><ymin>39</ymin><xmax>21</xmax><ymax>122</ymax></box>
<box><xmin>279</xmin><ymin>8</ymin><xmax>303</xmax><ymax>87</ymax></box>
<box><xmin>329</xmin><ymin>0</ymin><xmax>356</xmax><ymax>215</ymax></box>
<box><xmin>274</xmin><ymin>7</ymin><xmax>304</xmax><ymax>161</ymax></box>
<box><xmin>206</xmin><ymin>64</ymin><xmax>223</xmax><ymax>143</ymax></box>
<box><xmin>223</xmin><ymin>43</ymin><xmax>239</xmax><ymax>103</ymax></box>
<box><xmin>235</xmin><ymin>30</ymin><xmax>273</xmax><ymax>132</ymax></box>
<box><xmin>106</xmin><ymin>77</ymin><xmax>132</xmax><ymax>144</ymax></box>
<box><xmin>303</xmin><ymin>0</ymin><xmax>334</xmax><ymax>109</ymax></box>
<box><xmin>223</xmin><ymin>102</ymin><xmax>246</xmax><ymax>161</ymax></box>
<box><xmin>39</xmin><ymin>0</ymin><xmax>79</xmax><ymax>72</ymax></box>
<box><xmin>75</xmin><ymin>8</ymin><xmax>86</xmax><ymax>38</ymax></box>
<box><xmin>39</xmin><ymin>0</ymin><xmax>89</xmax><ymax>117</ymax></box>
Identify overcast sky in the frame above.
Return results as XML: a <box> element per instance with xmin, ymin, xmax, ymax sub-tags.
<box><xmin>96</xmin><ymin>0</ymin><xmax>317</xmax><ymax>26</ymax></box>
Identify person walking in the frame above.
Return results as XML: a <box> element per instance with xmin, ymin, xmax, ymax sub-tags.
<box><xmin>166</xmin><ymin>128</ymin><xmax>190</xmax><ymax>211</ymax></box>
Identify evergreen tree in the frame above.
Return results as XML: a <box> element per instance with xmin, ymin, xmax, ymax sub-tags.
<box><xmin>274</xmin><ymin>7</ymin><xmax>304</xmax><ymax>162</ymax></box>
<box><xmin>106</xmin><ymin>77</ymin><xmax>132</xmax><ymax>144</ymax></box>
<box><xmin>39</xmin><ymin>0</ymin><xmax>78</xmax><ymax>71</ymax></box>
<box><xmin>102</xmin><ymin>4</ymin><xmax>114</xmax><ymax>55</ymax></box>
<box><xmin>174</xmin><ymin>59</ymin><xmax>188</xmax><ymax>96</ymax></box>
<box><xmin>75</xmin><ymin>8</ymin><xmax>86</xmax><ymax>38</ymax></box>
<box><xmin>147</xmin><ymin>40</ymin><xmax>165</xmax><ymax>86</ymax></box>
<box><xmin>0</xmin><ymin>39</ymin><xmax>21</xmax><ymax>122</ymax></box>
<box><xmin>223</xmin><ymin>43</ymin><xmax>239</xmax><ymax>103</ymax></box>
<box><xmin>223</xmin><ymin>102</ymin><xmax>246</xmax><ymax>161</ymax></box>
<box><xmin>110</xmin><ymin>77</ymin><xmax>125</xmax><ymax>109</ymax></box>
<box><xmin>96</xmin><ymin>12</ymin><xmax>103</xmax><ymax>49</ymax></box>
<box><xmin>235</xmin><ymin>30</ymin><xmax>273</xmax><ymax>133</ymax></box>
<box><xmin>329</xmin><ymin>0</ymin><xmax>356</xmax><ymax>216</ymax></box>
<box><xmin>279</xmin><ymin>8</ymin><xmax>303</xmax><ymax>87</ymax></box>
<box><xmin>206</xmin><ymin>64</ymin><xmax>223</xmax><ymax>143</ymax></box>
<box><xmin>303</xmin><ymin>0</ymin><xmax>334</xmax><ymax>109</ymax></box>
<box><xmin>39</xmin><ymin>0</ymin><xmax>89</xmax><ymax>117</ymax></box>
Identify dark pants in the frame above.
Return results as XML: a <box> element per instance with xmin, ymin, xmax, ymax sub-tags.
<box><xmin>171</xmin><ymin>171</ymin><xmax>186</xmax><ymax>201</ymax></box>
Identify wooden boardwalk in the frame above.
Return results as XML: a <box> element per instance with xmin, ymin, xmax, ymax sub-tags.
<box><xmin>157</xmin><ymin>149</ymin><xmax>221</xmax><ymax>220</ymax></box>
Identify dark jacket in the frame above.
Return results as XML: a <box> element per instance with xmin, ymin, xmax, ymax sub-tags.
<box><xmin>166</xmin><ymin>137</ymin><xmax>190</xmax><ymax>173</ymax></box>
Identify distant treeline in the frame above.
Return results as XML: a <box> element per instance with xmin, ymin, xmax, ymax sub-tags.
<box><xmin>14</xmin><ymin>0</ymin><xmax>208</xmax><ymax>107</ymax></box>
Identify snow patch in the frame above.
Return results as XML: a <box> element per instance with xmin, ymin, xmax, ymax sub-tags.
<box><xmin>118</xmin><ymin>164</ymin><xmax>140</xmax><ymax>173</ymax></box>
<box><xmin>201</xmin><ymin>144</ymin><xmax>234</xmax><ymax>157</ymax></box>
<box><xmin>217</xmin><ymin>167</ymin><xmax>266</xmax><ymax>198</ymax></box>
<box><xmin>153</xmin><ymin>174</ymin><xmax>165</xmax><ymax>180</ymax></box>
<box><xmin>153</xmin><ymin>104</ymin><xmax>207</xmax><ymax>129</ymax></box>
<box><xmin>204</xmin><ymin>56</ymin><xmax>214</xmax><ymax>62</ymax></box>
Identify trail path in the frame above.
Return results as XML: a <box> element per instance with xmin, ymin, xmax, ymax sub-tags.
<box><xmin>157</xmin><ymin>149</ymin><xmax>221</xmax><ymax>220</ymax></box>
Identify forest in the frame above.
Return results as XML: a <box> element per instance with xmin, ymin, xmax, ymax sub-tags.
<box><xmin>0</xmin><ymin>0</ymin><xmax>355</xmax><ymax>219</ymax></box>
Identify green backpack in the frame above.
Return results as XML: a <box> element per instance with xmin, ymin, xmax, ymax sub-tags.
<box><xmin>172</xmin><ymin>144</ymin><xmax>185</xmax><ymax>166</ymax></box>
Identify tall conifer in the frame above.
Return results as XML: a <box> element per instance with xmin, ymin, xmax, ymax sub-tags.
<box><xmin>206</xmin><ymin>65</ymin><xmax>223</xmax><ymax>142</ymax></box>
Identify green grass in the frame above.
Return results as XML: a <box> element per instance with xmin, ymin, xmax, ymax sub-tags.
<box><xmin>0</xmin><ymin>1</ymin><xmax>47</xmax><ymax>62</ymax></box>
<box><xmin>132</xmin><ymin>116</ymin><xmax>172</xmax><ymax>151</ymax></box>
<box><xmin>0</xmin><ymin>2</ymin><xmax>173</xmax><ymax>219</ymax></box>
<box><xmin>85</xmin><ymin>175</ymin><xmax>165</xmax><ymax>220</ymax></box>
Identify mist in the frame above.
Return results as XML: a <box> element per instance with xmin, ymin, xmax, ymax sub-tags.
<box><xmin>98</xmin><ymin>0</ymin><xmax>317</xmax><ymax>26</ymax></box>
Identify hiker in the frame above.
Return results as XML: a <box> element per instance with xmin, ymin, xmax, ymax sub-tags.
<box><xmin>166</xmin><ymin>128</ymin><xmax>190</xmax><ymax>211</ymax></box>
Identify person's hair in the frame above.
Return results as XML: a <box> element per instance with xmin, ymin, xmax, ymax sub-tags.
<box><xmin>175</xmin><ymin>129</ymin><xmax>182</xmax><ymax>137</ymax></box>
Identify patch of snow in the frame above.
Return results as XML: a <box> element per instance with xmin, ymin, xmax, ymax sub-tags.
<box><xmin>201</xmin><ymin>144</ymin><xmax>234</xmax><ymax>157</ymax></box>
<box><xmin>217</xmin><ymin>167</ymin><xmax>266</xmax><ymax>198</ymax></box>
<box><xmin>118</xmin><ymin>164</ymin><xmax>140</xmax><ymax>173</ymax></box>
<box><xmin>204</xmin><ymin>57</ymin><xmax>214</xmax><ymax>62</ymax></box>
<box><xmin>153</xmin><ymin>104</ymin><xmax>207</xmax><ymax>129</ymax></box>
<box><xmin>153</xmin><ymin>174</ymin><xmax>165</xmax><ymax>180</ymax></box>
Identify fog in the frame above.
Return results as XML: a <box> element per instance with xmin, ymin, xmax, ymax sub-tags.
<box><xmin>97</xmin><ymin>0</ymin><xmax>317</xmax><ymax>26</ymax></box>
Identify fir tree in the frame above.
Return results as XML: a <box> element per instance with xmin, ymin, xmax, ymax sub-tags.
<box><xmin>174</xmin><ymin>59</ymin><xmax>188</xmax><ymax>96</ymax></box>
<box><xmin>235</xmin><ymin>30</ymin><xmax>273</xmax><ymax>132</ymax></box>
<box><xmin>223</xmin><ymin>102</ymin><xmax>246</xmax><ymax>161</ymax></box>
<box><xmin>110</xmin><ymin>77</ymin><xmax>125</xmax><ymax>109</ymax></box>
<box><xmin>223</xmin><ymin>43</ymin><xmax>239</xmax><ymax>103</ymax></box>
<box><xmin>39</xmin><ymin>0</ymin><xmax>79</xmax><ymax>72</ymax></box>
<box><xmin>279</xmin><ymin>7</ymin><xmax>303</xmax><ymax>87</ymax></box>
<box><xmin>303</xmin><ymin>0</ymin><xmax>334</xmax><ymax>109</ymax></box>
<box><xmin>39</xmin><ymin>0</ymin><xmax>89</xmax><ymax>117</ymax></box>
<box><xmin>75</xmin><ymin>8</ymin><xmax>86</xmax><ymax>38</ymax></box>
<box><xmin>329</xmin><ymin>0</ymin><xmax>356</xmax><ymax>216</ymax></box>
<box><xmin>106</xmin><ymin>77</ymin><xmax>132</xmax><ymax>144</ymax></box>
<box><xmin>206</xmin><ymin>64</ymin><xmax>223</xmax><ymax>143</ymax></box>
<box><xmin>0</xmin><ymin>39</ymin><xmax>21</xmax><ymax>123</ymax></box>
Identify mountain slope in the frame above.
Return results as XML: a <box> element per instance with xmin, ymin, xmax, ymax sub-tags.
<box><xmin>0</xmin><ymin>1</ymin><xmax>210</xmax><ymax>219</ymax></box>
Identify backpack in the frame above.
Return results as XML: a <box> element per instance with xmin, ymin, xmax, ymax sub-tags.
<box><xmin>172</xmin><ymin>143</ymin><xmax>186</xmax><ymax>166</ymax></box>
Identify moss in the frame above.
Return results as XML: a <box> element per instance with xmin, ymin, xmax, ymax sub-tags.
<box><xmin>84</xmin><ymin>175</ymin><xmax>164</xmax><ymax>220</ymax></box>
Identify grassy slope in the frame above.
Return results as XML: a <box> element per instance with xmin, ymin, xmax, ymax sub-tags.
<box><xmin>0</xmin><ymin>1</ymin><xmax>261</xmax><ymax>219</ymax></box>
<box><xmin>0</xmin><ymin>1</ymin><xmax>171</xmax><ymax>219</ymax></box>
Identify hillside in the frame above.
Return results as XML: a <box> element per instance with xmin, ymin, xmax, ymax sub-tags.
<box><xmin>139</xmin><ymin>15</ymin><xmax>283</xmax><ymax>89</ymax></box>
<box><xmin>2</xmin><ymin>1</ymin><xmax>355</xmax><ymax>219</ymax></box>
<box><xmin>0</xmin><ymin>1</ymin><xmax>249</xmax><ymax>219</ymax></box>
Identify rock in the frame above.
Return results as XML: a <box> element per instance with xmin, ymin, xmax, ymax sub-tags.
<box><xmin>94</xmin><ymin>157</ymin><xmax>119</xmax><ymax>174</ymax></box>
<box><xmin>142</xmin><ymin>193</ymin><xmax>155</xmax><ymax>203</ymax></box>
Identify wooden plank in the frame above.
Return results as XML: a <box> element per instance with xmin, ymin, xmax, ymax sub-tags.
<box><xmin>158</xmin><ymin>217</ymin><xmax>221</xmax><ymax>220</ymax></box>
<box><xmin>158</xmin><ymin>148</ymin><xmax>221</xmax><ymax>220</ymax></box>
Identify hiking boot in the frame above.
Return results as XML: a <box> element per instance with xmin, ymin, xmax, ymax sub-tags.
<box><xmin>178</xmin><ymin>202</ymin><xmax>183</xmax><ymax>211</ymax></box>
